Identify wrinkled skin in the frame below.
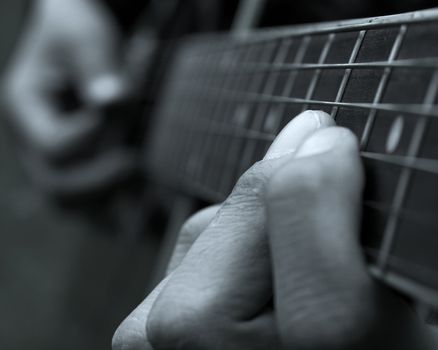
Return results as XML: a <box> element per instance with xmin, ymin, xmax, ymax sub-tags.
<box><xmin>113</xmin><ymin>111</ymin><xmax>437</xmax><ymax>350</ymax></box>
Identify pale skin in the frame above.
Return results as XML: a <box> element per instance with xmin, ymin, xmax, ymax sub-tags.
<box><xmin>113</xmin><ymin>110</ymin><xmax>437</xmax><ymax>350</ymax></box>
<box><xmin>2</xmin><ymin>0</ymin><xmax>139</xmax><ymax>193</ymax></box>
<box><xmin>3</xmin><ymin>0</ymin><xmax>126</xmax><ymax>159</ymax></box>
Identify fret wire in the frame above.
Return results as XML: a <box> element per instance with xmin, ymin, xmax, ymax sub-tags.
<box><xmin>214</xmin><ymin>40</ymin><xmax>289</xmax><ymax>185</ymax></box>
<box><xmin>258</xmin><ymin>36</ymin><xmax>312</xmax><ymax>141</ymax></box>
<box><xmin>233</xmin><ymin>57</ymin><xmax>438</xmax><ymax>72</ymax></box>
<box><xmin>177</xmin><ymin>56</ymin><xmax>208</xmax><ymax>177</ymax></box>
<box><xmin>226</xmin><ymin>91</ymin><xmax>438</xmax><ymax>117</ymax></box>
<box><xmin>176</xmin><ymin>55</ymin><xmax>210</xmax><ymax>169</ymax></box>
<box><xmin>185</xmin><ymin>113</ymin><xmax>438</xmax><ymax>175</ymax></box>
<box><xmin>223</xmin><ymin>40</ymin><xmax>283</xmax><ymax>179</ymax></box>
<box><xmin>302</xmin><ymin>33</ymin><xmax>335</xmax><ymax>112</ymax></box>
<box><xmin>192</xmin><ymin>51</ymin><xmax>243</xmax><ymax>187</ymax></box>
<box><xmin>236</xmin><ymin>39</ymin><xmax>297</xmax><ymax>177</ymax></box>
<box><xmin>169</xmin><ymin>64</ymin><xmax>204</xmax><ymax>175</ymax></box>
<box><xmin>186</xmin><ymin>79</ymin><xmax>438</xmax><ymax>117</ymax></box>
<box><xmin>205</xmin><ymin>51</ymin><xmax>248</xmax><ymax>191</ymax></box>
<box><xmin>218</xmin><ymin>36</ymin><xmax>311</xmax><ymax>195</ymax></box>
<box><xmin>172</xmin><ymin>113</ymin><xmax>438</xmax><ymax>172</ymax></box>
<box><xmin>377</xmin><ymin>68</ymin><xmax>438</xmax><ymax>273</ymax></box>
<box><xmin>194</xmin><ymin>53</ymin><xmax>237</xmax><ymax>188</ymax></box>
<box><xmin>183</xmin><ymin>54</ymin><xmax>223</xmax><ymax>181</ymax></box>
<box><xmin>268</xmin><ymin>36</ymin><xmax>313</xmax><ymax>133</ymax></box>
<box><xmin>214</xmin><ymin>44</ymin><xmax>273</xmax><ymax>195</ymax></box>
<box><xmin>204</xmin><ymin>8</ymin><xmax>438</xmax><ymax>50</ymax></box>
<box><xmin>360</xmin><ymin>24</ymin><xmax>408</xmax><ymax>149</ymax></box>
<box><xmin>331</xmin><ymin>30</ymin><xmax>366</xmax><ymax>119</ymax></box>
<box><xmin>161</xmin><ymin>63</ymin><xmax>197</xmax><ymax>166</ymax></box>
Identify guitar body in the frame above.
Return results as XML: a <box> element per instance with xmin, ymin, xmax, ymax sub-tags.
<box><xmin>146</xmin><ymin>9</ymin><xmax>438</xmax><ymax>307</ymax></box>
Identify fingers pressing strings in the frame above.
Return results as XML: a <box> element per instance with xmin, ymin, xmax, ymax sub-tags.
<box><xmin>145</xmin><ymin>111</ymin><xmax>334</xmax><ymax>350</ymax></box>
<box><xmin>267</xmin><ymin>127</ymin><xmax>434</xmax><ymax>350</ymax></box>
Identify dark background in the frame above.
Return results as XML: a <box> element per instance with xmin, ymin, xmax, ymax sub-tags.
<box><xmin>0</xmin><ymin>2</ymin><xmax>161</xmax><ymax>349</ymax></box>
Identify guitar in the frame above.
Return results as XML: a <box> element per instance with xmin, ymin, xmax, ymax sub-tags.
<box><xmin>145</xmin><ymin>8</ymin><xmax>438</xmax><ymax>309</ymax></box>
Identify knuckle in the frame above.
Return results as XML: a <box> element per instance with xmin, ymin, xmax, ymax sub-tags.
<box><xmin>147</xmin><ymin>295</ymin><xmax>214</xmax><ymax>350</ymax></box>
<box><xmin>232</xmin><ymin>159</ymin><xmax>275</xmax><ymax>199</ymax></box>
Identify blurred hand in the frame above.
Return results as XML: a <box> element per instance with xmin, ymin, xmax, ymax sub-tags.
<box><xmin>3</xmin><ymin>0</ymin><xmax>125</xmax><ymax>159</ymax></box>
<box><xmin>113</xmin><ymin>110</ymin><xmax>436</xmax><ymax>350</ymax></box>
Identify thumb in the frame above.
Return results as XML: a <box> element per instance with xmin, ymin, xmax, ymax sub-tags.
<box><xmin>266</xmin><ymin>127</ymin><xmax>427</xmax><ymax>350</ymax></box>
<box><xmin>65</xmin><ymin>2</ymin><xmax>126</xmax><ymax>106</ymax></box>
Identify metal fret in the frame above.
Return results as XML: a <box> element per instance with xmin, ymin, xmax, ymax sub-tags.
<box><xmin>182</xmin><ymin>54</ymin><xmax>222</xmax><ymax>183</ymax></box>
<box><xmin>216</xmin><ymin>8</ymin><xmax>438</xmax><ymax>47</ymax></box>
<box><xmin>170</xmin><ymin>59</ymin><xmax>208</xmax><ymax>176</ymax></box>
<box><xmin>227</xmin><ymin>57</ymin><xmax>438</xmax><ymax>73</ymax></box>
<box><xmin>235</xmin><ymin>39</ymin><xmax>292</xmax><ymax>177</ymax></box>
<box><xmin>193</xmin><ymin>90</ymin><xmax>438</xmax><ymax>117</ymax></box>
<box><xmin>215</xmin><ymin>44</ymin><xmax>275</xmax><ymax>193</ymax></box>
<box><xmin>331</xmin><ymin>30</ymin><xmax>366</xmax><ymax>118</ymax></box>
<box><xmin>265</xmin><ymin>36</ymin><xmax>312</xmax><ymax>134</ymax></box>
<box><xmin>360</xmin><ymin>25</ymin><xmax>408</xmax><ymax>148</ymax></box>
<box><xmin>192</xmin><ymin>47</ymin><xmax>254</xmax><ymax>188</ymax></box>
<box><xmin>301</xmin><ymin>33</ymin><xmax>335</xmax><ymax>112</ymax></box>
<box><xmin>218</xmin><ymin>36</ymin><xmax>311</xmax><ymax>194</ymax></box>
<box><xmin>377</xmin><ymin>69</ymin><xmax>438</xmax><ymax>273</ymax></box>
<box><xmin>194</xmin><ymin>51</ymin><xmax>241</xmax><ymax>188</ymax></box>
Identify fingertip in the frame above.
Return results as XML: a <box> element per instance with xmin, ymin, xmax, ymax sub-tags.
<box><xmin>264</xmin><ymin>110</ymin><xmax>335</xmax><ymax>160</ymax></box>
<box><xmin>296</xmin><ymin>126</ymin><xmax>359</xmax><ymax>159</ymax></box>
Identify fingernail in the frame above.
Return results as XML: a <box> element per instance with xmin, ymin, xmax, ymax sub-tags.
<box><xmin>295</xmin><ymin>127</ymin><xmax>353</xmax><ymax>158</ymax></box>
<box><xmin>264</xmin><ymin>110</ymin><xmax>335</xmax><ymax>160</ymax></box>
<box><xmin>86</xmin><ymin>74</ymin><xmax>125</xmax><ymax>105</ymax></box>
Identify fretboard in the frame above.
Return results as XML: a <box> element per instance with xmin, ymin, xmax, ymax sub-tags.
<box><xmin>147</xmin><ymin>9</ymin><xmax>438</xmax><ymax>306</ymax></box>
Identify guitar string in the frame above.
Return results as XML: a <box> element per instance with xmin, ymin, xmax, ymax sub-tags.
<box><xmin>216</xmin><ymin>46</ymin><xmax>261</xmax><ymax>193</ymax></box>
<box><xmin>216</xmin><ymin>44</ymin><xmax>274</xmax><ymax>193</ymax></box>
<box><xmin>214</xmin><ymin>40</ymin><xmax>292</xmax><ymax>193</ymax></box>
<box><xmin>237</xmin><ymin>39</ymin><xmax>294</xmax><ymax>176</ymax></box>
<box><xmin>219</xmin><ymin>58</ymin><xmax>438</xmax><ymax>72</ymax></box>
<box><xmin>218</xmin><ymin>36</ymin><xmax>311</xmax><ymax>193</ymax></box>
<box><xmin>179</xmin><ymin>86</ymin><xmax>438</xmax><ymax>118</ymax></box>
<box><xmin>153</xmin><ymin>18</ymin><xmax>438</xmax><ymax>194</ymax></box>
<box><xmin>188</xmin><ymin>10</ymin><xmax>438</xmax><ymax>53</ymax></box>
<box><xmin>331</xmin><ymin>30</ymin><xmax>366</xmax><ymax>119</ymax></box>
<box><xmin>151</xmin><ymin>18</ymin><xmax>438</xmax><ymax>303</ymax></box>
<box><xmin>301</xmin><ymin>33</ymin><xmax>335</xmax><ymax>113</ymax></box>
<box><xmin>377</xmin><ymin>67</ymin><xmax>438</xmax><ymax>272</ymax></box>
<box><xmin>172</xmin><ymin>116</ymin><xmax>438</xmax><ymax>175</ymax></box>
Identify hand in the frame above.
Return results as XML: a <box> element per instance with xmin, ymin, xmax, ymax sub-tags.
<box><xmin>3</xmin><ymin>0</ymin><xmax>125</xmax><ymax>159</ymax></box>
<box><xmin>113</xmin><ymin>110</ymin><xmax>436</xmax><ymax>349</ymax></box>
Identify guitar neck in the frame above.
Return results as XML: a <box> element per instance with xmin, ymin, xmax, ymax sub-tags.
<box><xmin>147</xmin><ymin>9</ymin><xmax>438</xmax><ymax>306</ymax></box>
